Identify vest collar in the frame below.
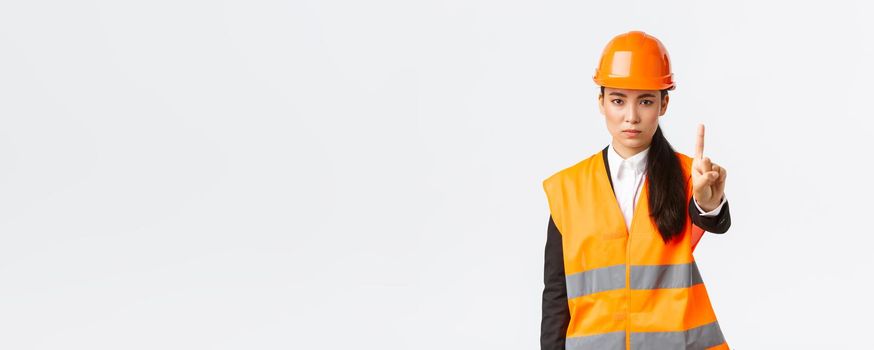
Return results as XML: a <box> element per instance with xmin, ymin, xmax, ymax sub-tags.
<box><xmin>600</xmin><ymin>145</ymin><xmax>650</xmax><ymax>235</ymax></box>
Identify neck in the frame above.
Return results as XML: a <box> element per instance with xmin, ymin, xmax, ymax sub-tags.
<box><xmin>611</xmin><ymin>139</ymin><xmax>650</xmax><ymax>159</ymax></box>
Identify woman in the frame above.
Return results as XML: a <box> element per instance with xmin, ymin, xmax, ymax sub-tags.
<box><xmin>540</xmin><ymin>31</ymin><xmax>732</xmax><ymax>350</ymax></box>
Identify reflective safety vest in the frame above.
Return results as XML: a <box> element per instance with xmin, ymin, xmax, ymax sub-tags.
<box><xmin>542</xmin><ymin>149</ymin><xmax>729</xmax><ymax>350</ymax></box>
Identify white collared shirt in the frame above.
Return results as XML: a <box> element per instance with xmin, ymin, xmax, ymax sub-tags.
<box><xmin>606</xmin><ymin>143</ymin><xmax>726</xmax><ymax>231</ymax></box>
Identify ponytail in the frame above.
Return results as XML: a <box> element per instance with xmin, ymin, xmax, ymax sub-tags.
<box><xmin>646</xmin><ymin>124</ymin><xmax>688</xmax><ymax>244</ymax></box>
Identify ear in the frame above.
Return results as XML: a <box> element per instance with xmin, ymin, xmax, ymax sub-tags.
<box><xmin>598</xmin><ymin>94</ymin><xmax>605</xmax><ymax>116</ymax></box>
<box><xmin>659</xmin><ymin>94</ymin><xmax>670</xmax><ymax>116</ymax></box>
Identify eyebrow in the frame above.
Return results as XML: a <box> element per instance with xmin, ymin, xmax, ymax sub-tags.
<box><xmin>608</xmin><ymin>92</ymin><xmax>657</xmax><ymax>99</ymax></box>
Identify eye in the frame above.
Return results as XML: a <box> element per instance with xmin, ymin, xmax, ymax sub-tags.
<box><xmin>611</xmin><ymin>99</ymin><xmax>624</xmax><ymax>105</ymax></box>
<box><xmin>640</xmin><ymin>100</ymin><xmax>653</xmax><ymax>106</ymax></box>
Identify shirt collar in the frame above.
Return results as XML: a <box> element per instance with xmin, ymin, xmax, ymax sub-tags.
<box><xmin>608</xmin><ymin>143</ymin><xmax>650</xmax><ymax>180</ymax></box>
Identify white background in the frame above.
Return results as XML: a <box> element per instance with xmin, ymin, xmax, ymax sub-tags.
<box><xmin>0</xmin><ymin>0</ymin><xmax>871</xmax><ymax>348</ymax></box>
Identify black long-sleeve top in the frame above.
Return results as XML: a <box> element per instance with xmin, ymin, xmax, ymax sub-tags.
<box><xmin>540</xmin><ymin>149</ymin><xmax>732</xmax><ymax>350</ymax></box>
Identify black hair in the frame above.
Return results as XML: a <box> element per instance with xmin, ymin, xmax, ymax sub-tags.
<box><xmin>600</xmin><ymin>86</ymin><xmax>686</xmax><ymax>244</ymax></box>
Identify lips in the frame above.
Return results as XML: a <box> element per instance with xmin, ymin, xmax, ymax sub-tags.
<box><xmin>622</xmin><ymin>129</ymin><xmax>641</xmax><ymax>137</ymax></box>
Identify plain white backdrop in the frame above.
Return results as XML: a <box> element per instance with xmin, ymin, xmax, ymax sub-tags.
<box><xmin>0</xmin><ymin>0</ymin><xmax>872</xmax><ymax>348</ymax></box>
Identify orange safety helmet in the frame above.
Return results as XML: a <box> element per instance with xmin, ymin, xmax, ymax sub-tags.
<box><xmin>593</xmin><ymin>31</ymin><xmax>676</xmax><ymax>91</ymax></box>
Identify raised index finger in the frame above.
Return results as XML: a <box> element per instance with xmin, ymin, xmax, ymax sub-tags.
<box><xmin>695</xmin><ymin>124</ymin><xmax>705</xmax><ymax>159</ymax></box>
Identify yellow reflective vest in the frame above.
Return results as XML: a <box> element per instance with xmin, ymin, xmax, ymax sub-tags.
<box><xmin>542</xmin><ymin>148</ymin><xmax>729</xmax><ymax>350</ymax></box>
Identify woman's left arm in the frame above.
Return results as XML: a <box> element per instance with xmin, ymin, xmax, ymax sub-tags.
<box><xmin>690</xmin><ymin>124</ymin><xmax>731</xmax><ymax>233</ymax></box>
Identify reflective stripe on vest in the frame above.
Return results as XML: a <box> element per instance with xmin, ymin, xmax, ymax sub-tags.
<box><xmin>543</xmin><ymin>148</ymin><xmax>729</xmax><ymax>350</ymax></box>
<box><xmin>566</xmin><ymin>330</ymin><xmax>625</xmax><ymax>350</ymax></box>
<box><xmin>566</xmin><ymin>321</ymin><xmax>726</xmax><ymax>350</ymax></box>
<box><xmin>566</xmin><ymin>261</ymin><xmax>704</xmax><ymax>299</ymax></box>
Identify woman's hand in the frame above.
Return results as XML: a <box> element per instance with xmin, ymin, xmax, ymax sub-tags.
<box><xmin>691</xmin><ymin>124</ymin><xmax>727</xmax><ymax>212</ymax></box>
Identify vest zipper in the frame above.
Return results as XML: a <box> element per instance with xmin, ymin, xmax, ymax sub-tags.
<box><xmin>626</xmin><ymin>172</ymin><xmax>645</xmax><ymax>350</ymax></box>
<box><xmin>626</xmin><ymin>223</ymin><xmax>632</xmax><ymax>349</ymax></box>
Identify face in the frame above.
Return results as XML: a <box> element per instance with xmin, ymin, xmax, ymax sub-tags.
<box><xmin>598</xmin><ymin>87</ymin><xmax>669</xmax><ymax>157</ymax></box>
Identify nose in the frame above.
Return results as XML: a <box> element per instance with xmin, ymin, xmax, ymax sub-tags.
<box><xmin>624</xmin><ymin>104</ymin><xmax>640</xmax><ymax>124</ymax></box>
